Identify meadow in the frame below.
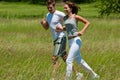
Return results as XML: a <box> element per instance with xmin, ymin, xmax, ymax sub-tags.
<box><xmin>0</xmin><ymin>2</ymin><xmax>120</xmax><ymax>80</ymax></box>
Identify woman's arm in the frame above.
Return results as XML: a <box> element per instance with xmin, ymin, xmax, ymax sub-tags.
<box><xmin>75</xmin><ymin>15</ymin><xmax>90</xmax><ymax>36</ymax></box>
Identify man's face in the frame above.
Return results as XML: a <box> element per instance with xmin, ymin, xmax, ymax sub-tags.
<box><xmin>47</xmin><ymin>4</ymin><xmax>55</xmax><ymax>13</ymax></box>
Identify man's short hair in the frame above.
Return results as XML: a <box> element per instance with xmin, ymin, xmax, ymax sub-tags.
<box><xmin>46</xmin><ymin>0</ymin><xmax>55</xmax><ymax>6</ymax></box>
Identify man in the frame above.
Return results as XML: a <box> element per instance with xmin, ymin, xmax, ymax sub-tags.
<box><xmin>40</xmin><ymin>0</ymin><xmax>83</xmax><ymax>80</ymax></box>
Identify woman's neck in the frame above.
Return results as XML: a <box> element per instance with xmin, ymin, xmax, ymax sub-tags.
<box><xmin>67</xmin><ymin>13</ymin><xmax>73</xmax><ymax>18</ymax></box>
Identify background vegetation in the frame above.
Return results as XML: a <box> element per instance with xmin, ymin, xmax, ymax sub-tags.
<box><xmin>0</xmin><ymin>0</ymin><xmax>119</xmax><ymax>16</ymax></box>
<box><xmin>0</xmin><ymin>1</ymin><xmax>120</xmax><ymax>80</ymax></box>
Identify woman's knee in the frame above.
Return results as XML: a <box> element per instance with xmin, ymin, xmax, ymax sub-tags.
<box><xmin>66</xmin><ymin>58</ymin><xmax>73</xmax><ymax>65</ymax></box>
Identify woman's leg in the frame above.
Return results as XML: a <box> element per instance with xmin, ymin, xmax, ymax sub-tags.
<box><xmin>74</xmin><ymin>39</ymin><xmax>99</xmax><ymax>78</ymax></box>
<box><xmin>66</xmin><ymin>38</ymin><xmax>81</xmax><ymax>79</ymax></box>
<box><xmin>79</xmin><ymin>59</ymin><xmax>97</xmax><ymax>77</ymax></box>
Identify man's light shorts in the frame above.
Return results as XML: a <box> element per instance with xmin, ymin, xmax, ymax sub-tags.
<box><xmin>53</xmin><ymin>37</ymin><xmax>66</xmax><ymax>57</ymax></box>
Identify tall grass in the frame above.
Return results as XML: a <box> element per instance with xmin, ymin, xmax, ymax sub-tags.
<box><xmin>0</xmin><ymin>2</ymin><xmax>120</xmax><ymax>80</ymax></box>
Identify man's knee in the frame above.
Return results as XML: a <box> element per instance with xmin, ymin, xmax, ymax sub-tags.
<box><xmin>52</xmin><ymin>56</ymin><xmax>58</xmax><ymax>65</ymax></box>
<box><xmin>62</xmin><ymin>54</ymin><xmax>68</xmax><ymax>62</ymax></box>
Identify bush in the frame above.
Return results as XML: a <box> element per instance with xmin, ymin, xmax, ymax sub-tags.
<box><xmin>99</xmin><ymin>0</ymin><xmax>120</xmax><ymax>16</ymax></box>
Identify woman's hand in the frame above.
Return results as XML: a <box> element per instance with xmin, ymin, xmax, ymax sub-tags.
<box><xmin>77</xmin><ymin>31</ymin><xmax>83</xmax><ymax>36</ymax></box>
<box><xmin>55</xmin><ymin>26</ymin><xmax>63</xmax><ymax>32</ymax></box>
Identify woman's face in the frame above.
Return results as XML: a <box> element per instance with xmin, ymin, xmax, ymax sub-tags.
<box><xmin>64</xmin><ymin>4</ymin><xmax>71</xmax><ymax>15</ymax></box>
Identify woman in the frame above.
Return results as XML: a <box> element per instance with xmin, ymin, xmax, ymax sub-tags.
<box><xmin>56</xmin><ymin>1</ymin><xmax>100</xmax><ymax>80</ymax></box>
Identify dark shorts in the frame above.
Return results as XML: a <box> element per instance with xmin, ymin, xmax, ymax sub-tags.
<box><xmin>53</xmin><ymin>37</ymin><xmax>67</xmax><ymax>57</ymax></box>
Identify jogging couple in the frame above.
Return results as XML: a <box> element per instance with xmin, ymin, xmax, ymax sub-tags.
<box><xmin>40</xmin><ymin>0</ymin><xmax>100</xmax><ymax>80</ymax></box>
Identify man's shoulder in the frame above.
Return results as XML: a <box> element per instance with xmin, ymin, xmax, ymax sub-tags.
<box><xmin>55</xmin><ymin>10</ymin><xmax>65</xmax><ymax>16</ymax></box>
<box><xmin>55</xmin><ymin>10</ymin><xmax>64</xmax><ymax>14</ymax></box>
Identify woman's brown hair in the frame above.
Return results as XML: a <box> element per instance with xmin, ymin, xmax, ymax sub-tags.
<box><xmin>65</xmin><ymin>1</ymin><xmax>80</xmax><ymax>14</ymax></box>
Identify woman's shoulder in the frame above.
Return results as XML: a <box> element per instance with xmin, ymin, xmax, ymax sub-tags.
<box><xmin>74</xmin><ymin>14</ymin><xmax>79</xmax><ymax>18</ymax></box>
<box><xmin>74</xmin><ymin>14</ymin><xmax>83</xmax><ymax>20</ymax></box>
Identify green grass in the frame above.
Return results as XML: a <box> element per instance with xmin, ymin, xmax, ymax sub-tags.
<box><xmin>0</xmin><ymin>2</ymin><xmax>120</xmax><ymax>80</ymax></box>
<box><xmin>0</xmin><ymin>2</ymin><xmax>47</xmax><ymax>18</ymax></box>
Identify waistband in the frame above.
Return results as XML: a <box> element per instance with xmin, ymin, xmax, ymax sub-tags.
<box><xmin>68</xmin><ymin>36</ymin><xmax>77</xmax><ymax>40</ymax></box>
<box><xmin>54</xmin><ymin>36</ymin><xmax>66</xmax><ymax>42</ymax></box>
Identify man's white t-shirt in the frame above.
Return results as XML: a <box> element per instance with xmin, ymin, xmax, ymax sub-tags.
<box><xmin>46</xmin><ymin>10</ymin><xmax>66</xmax><ymax>41</ymax></box>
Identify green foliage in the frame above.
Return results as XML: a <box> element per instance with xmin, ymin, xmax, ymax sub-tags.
<box><xmin>1</xmin><ymin>0</ymin><xmax>19</xmax><ymax>2</ymax></box>
<box><xmin>99</xmin><ymin>0</ymin><xmax>120</xmax><ymax>16</ymax></box>
<box><xmin>30</xmin><ymin>0</ymin><xmax>46</xmax><ymax>4</ymax></box>
<box><xmin>64</xmin><ymin>0</ymin><xmax>96</xmax><ymax>3</ymax></box>
<box><xmin>75</xmin><ymin>0</ymin><xmax>95</xmax><ymax>3</ymax></box>
<box><xmin>0</xmin><ymin>0</ymin><xmax>98</xmax><ymax>4</ymax></box>
<box><xmin>0</xmin><ymin>0</ymin><xmax>46</xmax><ymax>4</ymax></box>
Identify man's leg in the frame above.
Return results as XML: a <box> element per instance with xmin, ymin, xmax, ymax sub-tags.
<box><xmin>51</xmin><ymin>55</ymin><xmax>59</xmax><ymax>79</ymax></box>
<box><xmin>52</xmin><ymin>55</ymin><xmax>59</xmax><ymax>73</ymax></box>
<box><xmin>51</xmin><ymin>37</ymin><xmax>64</xmax><ymax>80</ymax></box>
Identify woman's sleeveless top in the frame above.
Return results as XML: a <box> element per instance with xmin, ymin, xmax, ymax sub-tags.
<box><xmin>64</xmin><ymin>15</ymin><xmax>78</xmax><ymax>37</ymax></box>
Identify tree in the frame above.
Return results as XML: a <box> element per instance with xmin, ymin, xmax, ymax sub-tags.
<box><xmin>99</xmin><ymin>0</ymin><xmax>120</xmax><ymax>16</ymax></box>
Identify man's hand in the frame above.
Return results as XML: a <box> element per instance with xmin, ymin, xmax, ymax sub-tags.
<box><xmin>40</xmin><ymin>19</ymin><xmax>49</xmax><ymax>30</ymax></box>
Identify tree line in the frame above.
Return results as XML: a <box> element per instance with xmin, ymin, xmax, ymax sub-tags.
<box><xmin>0</xmin><ymin>0</ymin><xmax>46</xmax><ymax>4</ymax></box>
<box><xmin>0</xmin><ymin>0</ymin><xmax>97</xmax><ymax>4</ymax></box>
<box><xmin>0</xmin><ymin>0</ymin><xmax>119</xmax><ymax>16</ymax></box>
